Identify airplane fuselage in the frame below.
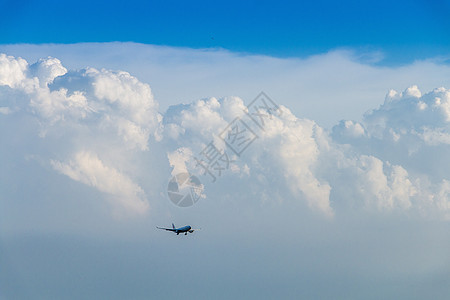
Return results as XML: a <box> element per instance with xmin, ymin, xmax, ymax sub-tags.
<box><xmin>175</xmin><ymin>225</ymin><xmax>191</xmax><ymax>234</ymax></box>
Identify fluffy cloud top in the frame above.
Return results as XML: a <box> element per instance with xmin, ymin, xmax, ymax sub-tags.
<box><xmin>0</xmin><ymin>53</ymin><xmax>28</xmax><ymax>88</ymax></box>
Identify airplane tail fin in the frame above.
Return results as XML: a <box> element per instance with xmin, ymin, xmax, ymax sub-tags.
<box><xmin>172</xmin><ymin>223</ymin><xmax>175</xmax><ymax>229</ymax></box>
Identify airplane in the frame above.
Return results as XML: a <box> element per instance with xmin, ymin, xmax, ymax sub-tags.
<box><xmin>156</xmin><ymin>223</ymin><xmax>197</xmax><ymax>235</ymax></box>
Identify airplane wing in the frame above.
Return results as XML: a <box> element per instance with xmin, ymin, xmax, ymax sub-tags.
<box><xmin>156</xmin><ymin>226</ymin><xmax>176</xmax><ymax>232</ymax></box>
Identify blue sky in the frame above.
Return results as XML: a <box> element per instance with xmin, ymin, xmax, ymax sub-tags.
<box><xmin>2</xmin><ymin>0</ymin><xmax>450</xmax><ymax>63</ymax></box>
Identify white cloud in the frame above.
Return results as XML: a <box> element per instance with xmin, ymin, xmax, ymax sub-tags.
<box><xmin>2</xmin><ymin>50</ymin><xmax>450</xmax><ymax>220</ymax></box>
<box><xmin>29</xmin><ymin>56</ymin><xmax>67</xmax><ymax>87</ymax></box>
<box><xmin>0</xmin><ymin>53</ymin><xmax>28</xmax><ymax>88</ymax></box>
<box><xmin>333</xmin><ymin>86</ymin><xmax>450</xmax><ymax>176</ymax></box>
<box><xmin>351</xmin><ymin>156</ymin><xmax>415</xmax><ymax>211</ymax></box>
<box><xmin>160</xmin><ymin>86</ymin><xmax>450</xmax><ymax>218</ymax></box>
<box><xmin>3</xmin><ymin>43</ymin><xmax>450</xmax><ymax>129</ymax></box>
<box><xmin>167</xmin><ymin>147</ymin><xmax>193</xmax><ymax>176</ymax></box>
<box><xmin>161</xmin><ymin>97</ymin><xmax>424</xmax><ymax>217</ymax></box>
<box><xmin>257</xmin><ymin>110</ymin><xmax>333</xmax><ymax>216</ymax></box>
<box><xmin>51</xmin><ymin>151</ymin><xmax>149</xmax><ymax>215</ymax></box>
<box><xmin>330</xmin><ymin>85</ymin><xmax>450</xmax><ymax>216</ymax></box>
<box><xmin>0</xmin><ymin>54</ymin><xmax>161</xmax><ymax>216</ymax></box>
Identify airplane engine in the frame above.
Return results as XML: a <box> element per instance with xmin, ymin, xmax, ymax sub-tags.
<box><xmin>188</xmin><ymin>229</ymin><xmax>194</xmax><ymax>233</ymax></box>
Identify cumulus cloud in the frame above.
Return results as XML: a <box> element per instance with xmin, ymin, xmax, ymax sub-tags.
<box><xmin>5</xmin><ymin>43</ymin><xmax>450</xmax><ymax>130</ymax></box>
<box><xmin>0</xmin><ymin>53</ymin><xmax>28</xmax><ymax>88</ymax></box>
<box><xmin>162</xmin><ymin>89</ymin><xmax>450</xmax><ymax>218</ymax></box>
<box><xmin>331</xmin><ymin>85</ymin><xmax>450</xmax><ymax>217</ymax></box>
<box><xmin>162</xmin><ymin>98</ymin><xmax>335</xmax><ymax>215</ymax></box>
<box><xmin>0</xmin><ymin>54</ymin><xmax>160</xmax><ymax>216</ymax></box>
<box><xmin>332</xmin><ymin>85</ymin><xmax>450</xmax><ymax>177</ymax></box>
<box><xmin>1</xmin><ymin>52</ymin><xmax>450</xmax><ymax>220</ymax></box>
<box><xmin>29</xmin><ymin>56</ymin><xmax>67</xmax><ymax>87</ymax></box>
